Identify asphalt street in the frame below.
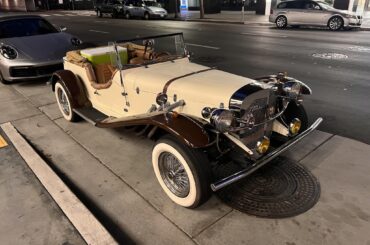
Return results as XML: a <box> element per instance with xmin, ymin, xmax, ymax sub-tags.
<box><xmin>36</xmin><ymin>14</ymin><xmax>370</xmax><ymax>144</ymax></box>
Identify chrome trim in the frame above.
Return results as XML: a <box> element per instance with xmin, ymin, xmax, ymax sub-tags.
<box><xmin>210</xmin><ymin>117</ymin><xmax>323</xmax><ymax>191</ymax></box>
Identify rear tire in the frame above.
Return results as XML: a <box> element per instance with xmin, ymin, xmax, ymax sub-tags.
<box><xmin>152</xmin><ymin>135</ymin><xmax>212</xmax><ymax>208</ymax></box>
<box><xmin>55</xmin><ymin>81</ymin><xmax>79</xmax><ymax>122</ymax></box>
<box><xmin>328</xmin><ymin>16</ymin><xmax>343</xmax><ymax>31</ymax></box>
<box><xmin>276</xmin><ymin>15</ymin><xmax>287</xmax><ymax>29</ymax></box>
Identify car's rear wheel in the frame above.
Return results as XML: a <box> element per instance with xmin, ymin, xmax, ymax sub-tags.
<box><xmin>328</xmin><ymin>16</ymin><xmax>343</xmax><ymax>31</ymax></box>
<box><xmin>144</xmin><ymin>12</ymin><xmax>150</xmax><ymax>20</ymax></box>
<box><xmin>55</xmin><ymin>81</ymin><xmax>79</xmax><ymax>122</ymax></box>
<box><xmin>276</xmin><ymin>15</ymin><xmax>287</xmax><ymax>29</ymax></box>
<box><xmin>97</xmin><ymin>9</ymin><xmax>102</xmax><ymax>18</ymax></box>
<box><xmin>152</xmin><ymin>135</ymin><xmax>212</xmax><ymax>208</ymax></box>
<box><xmin>125</xmin><ymin>11</ymin><xmax>131</xmax><ymax>19</ymax></box>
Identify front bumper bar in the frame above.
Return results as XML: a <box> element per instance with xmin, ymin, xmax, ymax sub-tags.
<box><xmin>210</xmin><ymin>117</ymin><xmax>323</xmax><ymax>191</ymax></box>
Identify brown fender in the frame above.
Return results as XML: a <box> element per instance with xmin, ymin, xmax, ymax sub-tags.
<box><xmin>51</xmin><ymin>70</ymin><xmax>88</xmax><ymax>108</ymax></box>
<box><xmin>96</xmin><ymin>113</ymin><xmax>210</xmax><ymax>148</ymax></box>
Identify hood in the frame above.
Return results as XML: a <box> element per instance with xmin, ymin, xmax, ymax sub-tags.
<box><xmin>147</xmin><ymin>6</ymin><xmax>166</xmax><ymax>12</ymax></box>
<box><xmin>1</xmin><ymin>32</ymin><xmax>75</xmax><ymax>62</ymax></box>
<box><xmin>331</xmin><ymin>9</ymin><xmax>356</xmax><ymax>15</ymax></box>
<box><xmin>129</xmin><ymin>58</ymin><xmax>256</xmax><ymax>108</ymax></box>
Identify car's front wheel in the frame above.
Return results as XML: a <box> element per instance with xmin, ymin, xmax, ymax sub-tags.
<box><xmin>144</xmin><ymin>12</ymin><xmax>150</xmax><ymax>20</ymax></box>
<box><xmin>55</xmin><ymin>81</ymin><xmax>79</xmax><ymax>122</ymax></box>
<box><xmin>328</xmin><ymin>16</ymin><xmax>343</xmax><ymax>31</ymax></box>
<box><xmin>152</xmin><ymin>135</ymin><xmax>212</xmax><ymax>208</ymax></box>
<box><xmin>276</xmin><ymin>15</ymin><xmax>287</xmax><ymax>29</ymax></box>
<box><xmin>125</xmin><ymin>11</ymin><xmax>131</xmax><ymax>19</ymax></box>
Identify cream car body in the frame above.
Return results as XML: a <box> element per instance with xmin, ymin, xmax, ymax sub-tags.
<box><xmin>52</xmin><ymin>33</ymin><xmax>322</xmax><ymax>208</ymax></box>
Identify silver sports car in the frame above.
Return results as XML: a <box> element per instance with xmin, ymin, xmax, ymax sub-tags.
<box><xmin>0</xmin><ymin>15</ymin><xmax>83</xmax><ymax>83</ymax></box>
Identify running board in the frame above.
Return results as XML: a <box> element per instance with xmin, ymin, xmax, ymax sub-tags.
<box><xmin>73</xmin><ymin>107</ymin><xmax>108</xmax><ymax>126</ymax></box>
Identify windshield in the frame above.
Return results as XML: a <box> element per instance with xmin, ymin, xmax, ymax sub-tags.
<box><xmin>0</xmin><ymin>18</ymin><xmax>58</xmax><ymax>39</ymax></box>
<box><xmin>143</xmin><ymin>1</ymin><xmax>162</xmax><ymax>7</ymax></box>
<box><xmin>113</xmin><ymin>33</ymin><xmax>187</xmax><ymax>69</ymax></box>
<box><xmin>317</xmin><ymin>1</ymin><xmax>335</xmax><ymax>10</ymax></box>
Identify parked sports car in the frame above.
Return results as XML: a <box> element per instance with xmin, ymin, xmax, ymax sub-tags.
<box><xmin>269</xmin><ymin>0</ymin><xmax>362</xmax><ymax>30</ymax></box>
<box><xmin>0</xmin><ymin>15</ymin><xmax>83</xmax><ymax>84</ymax></box>
<box><xmin>51</xmin><ymin>33</ymin><xmax>322</xmax><ymax>208</ymax></box>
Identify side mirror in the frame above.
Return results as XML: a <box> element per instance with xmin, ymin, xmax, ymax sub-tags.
<box><xmin>59</xmin><ymin>26</ymin><xmax>67</xmax><ymax>32</ymax></box>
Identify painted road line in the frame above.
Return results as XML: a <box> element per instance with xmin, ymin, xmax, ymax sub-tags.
<box><xmin>40</xmin><ymin>14</ymin><xmax>51</xmax><ymax>17</ymax></box>
<box><xmin>240</xmin><ymin>32</ymin><xmax>288</xmax><ymax>38</ymax></box>
<box><xmin>1</xmin><ymin>122</ymin><xmax>117</xmax><ymax>245</ymax></box>
<box><xmin>89</xmin><ymin>29</ymin><xmax>110</xmax><ymax>34</ymax></box>
<box><xmin>52</xmin><ymin>14</ymin><xmax>64</xmax><ymax>16</ymax></box>
<box><xmin>186</xmin><ymin>43</ymin><xmax>220</xmax><ymax>50</ymax></box>
<box><xmin>0</xmin><ymin>135</ymin><xmax>8</xmax><ymax>148</ymax></box>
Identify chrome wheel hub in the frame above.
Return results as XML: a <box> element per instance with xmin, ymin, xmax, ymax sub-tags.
<box><xmin>57</xmin><ymin>88</ymin><xmax>70</xmax><ymax>116</ymax></box>
<box><xmin>330</xmin><ymin>18</ymin><xmax>341</xmax><ymax>30</ymax></box>
<box><xmin>159</xmin><ymin>152</ymin><xmax>190</xmax><ymax>198</ymax></box>
<box><xmin>277</xmin><ymin>17</ymin><xmax>286</xmax><ymax>27</ymax></box>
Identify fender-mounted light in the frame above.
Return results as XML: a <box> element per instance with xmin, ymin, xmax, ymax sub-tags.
<box><xmin>289</xmin><ymin>118</ymin><xmax>301</xmax><ymax>135</ymax></box>
<box><xmin>256</xmin><ymin>136</ymin><xmax>270</xmax><ymax>154</ymax></box>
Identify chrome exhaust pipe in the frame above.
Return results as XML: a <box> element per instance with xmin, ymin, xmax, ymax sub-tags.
<box><xmin>210</xmin><ymin>117</ymin><xmax>323</xmax><ymax>192</ymax></box>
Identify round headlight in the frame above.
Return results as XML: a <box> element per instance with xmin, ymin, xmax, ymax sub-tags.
<box><xmin>0</xmin><ymin>44</ymin><xmax>17</xmax><ymax>59</ymax></box>
<box><xmin>283</xmin><ymin>82</ymin><xmax>301</xmax><ymax>98</ymax></box>
<box><xmin>210</xmin><ymin>109</ymin><xmax>235</xmax><ymax>133</ymax></box>
<box><xmin>256</xmin><ymin>136</ymin><xmax>270</xmax><ymax>154</ymax></box>
<box><xmin>71</xmin><ymin>37</ymin><xmax>83</xmax><ymax>46</ymax></box>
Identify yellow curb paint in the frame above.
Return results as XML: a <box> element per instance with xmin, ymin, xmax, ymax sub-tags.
<box><xmin>0</xmin><ymin>135</ymin><xmax>8</xmax><ymax>148</ymax></box>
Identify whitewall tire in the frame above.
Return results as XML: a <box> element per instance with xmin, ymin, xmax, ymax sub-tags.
<box><xmin>55</xmin><ymin>81</ymin><xmax>78</xmax><ymax>122</ymax></box>
<box><xmin>152</xmin><ymin>136</ymin><xmax>212</xmax><ymax>208</ymax></box>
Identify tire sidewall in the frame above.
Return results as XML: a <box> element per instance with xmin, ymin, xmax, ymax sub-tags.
<box><xmin>125</xmin><ymin>11</ymin><xmax>130</xmax><ymax>19</ymax></box>
<box><xmin>55</xmin><ymin>82</ymin><xmax>73</xmax><ymax>121</ymax></box>
<box><xmin>152</xmin><ymin>139</ymin><xmax>202</xmax><ymax>208</ymax></box>
<box><xmin>329</xmin><ymin>16</ymin><xmax>343</xmax><ymax>31</ymax></box>
<box><xmin>276</xmin><ymin>16</ymin><xmax>287</xmax><ymax>28</ymax></box>
<box><xmin>144</xmin><ymin>12</ymin><xmax>150</xmax><ymax>20</ymax></box>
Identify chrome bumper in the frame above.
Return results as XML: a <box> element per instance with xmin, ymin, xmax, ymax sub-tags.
<box><xmin>210</xmin><ymin>117</ymin><xmax>323</xmax><ymax>191</ymax></box>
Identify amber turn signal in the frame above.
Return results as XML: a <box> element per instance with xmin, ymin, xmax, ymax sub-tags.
<box><xmin>289</xmin><ymin>118</ymin><xmax>301</xmax><ymax>135</ymax></box>
<box><xmin>256</xmin><ymin>136</ymin><xmax>270</xmax><ymax>154</ymax></box>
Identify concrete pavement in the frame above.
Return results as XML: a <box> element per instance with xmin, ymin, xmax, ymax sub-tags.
<box><xmin>1</xmin><ymin>78</ymin><xmax>370</xmax><ymax>244</ymax></box>
<box><xmin>0</xmin><ymin>129</ymin><xmax>85</xmax><ymax>245</ymax></box>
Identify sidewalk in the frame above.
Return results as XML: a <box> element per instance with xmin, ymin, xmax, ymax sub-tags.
<box><xmin>1</xmin><ymin>78</ymin><xmax>370</xmax><ymax>244</ymax></box>
<box><xmin>0</xmin><ymin>129</ymin><xmax>85</xmax><ymax>244</ymax></box>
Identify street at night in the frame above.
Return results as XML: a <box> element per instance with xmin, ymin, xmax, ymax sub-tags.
<box><xmin>1</xmin><ymin>8</ymin><xmax>370</xmax><ymax>245</ymax></box>
<box><xmin>44</xmin><ymin>14</ymin><xmax>370</xmax><ymax>144</ymax></box>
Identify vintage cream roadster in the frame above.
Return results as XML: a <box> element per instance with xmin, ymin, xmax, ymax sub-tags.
<box><xmin>51</xmin><ymin>33</ymin><xmax>322</xmax><ymax>208</ymax></box>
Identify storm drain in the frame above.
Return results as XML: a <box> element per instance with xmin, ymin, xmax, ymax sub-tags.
<box><xmin>312</xmin><ymin>53</ymin><xmax>348</xmax><ymax>60</ymax></box>
<box><xmin>215</xmin><ymin>157</ymin><xmax>320</xmax><ymax>218</ymax></box>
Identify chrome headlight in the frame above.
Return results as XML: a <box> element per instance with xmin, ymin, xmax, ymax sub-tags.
<box><xmin>283</xmin><ymin>81</ymin><xmax>301</xmax><ymax>99</ymax></box>
<box><xmin>210</xmin><ymin>109</ymin><xmax>235</xmax><ymax>133</ymax></box>
<box><xmin>0</xmin><ymin>44</ymin><xmax>17</xmax><ymax>59</ymax></box>
<box><xmin>71</xmin><ymin>37</ymin><xmax>83</xmax><ymax>46</ymax></box>
<box><xmin>344</xmin><ymin>14</ymin><xmax>355</xmax><ymax>18</ymax></box>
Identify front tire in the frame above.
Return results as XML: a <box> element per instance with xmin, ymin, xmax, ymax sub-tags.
<box><xmin>124</xmin><ymin>11</ymin><xmax>131</xmax><ymax>19</ymax></box>
<box><xmin>328</xmin><ymin>16</ymin><xmax>343</xmax><ymax>31</ymax></box>
<box><xmin>144</xmin><ymin>12</ymin><xmax>150</xmax><ymax>20</ymax></box>
<box><xmin>55</xmin><ymin>81</ymin><xmax>79</xmax><ymax>122</ymax></box>
<box><xmin>276</xmin><ymin>15</ymin><xmax>287</xmax><ymax>29</ymax></box>
<box><xmin>152</xmin><ymin>135</ymin><xmax>212</xmax><ymax>208</ymax></box>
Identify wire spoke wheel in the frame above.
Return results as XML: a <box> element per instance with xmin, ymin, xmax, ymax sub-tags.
<box><xmin>57</xmin><ymin>86</ymin><xmax>70</xmax><ymax>116</ymax></box>
<box><xmin>159</xmin><ymin>152</ymin><xmax>190</xmax><ymax>198</ymax></box>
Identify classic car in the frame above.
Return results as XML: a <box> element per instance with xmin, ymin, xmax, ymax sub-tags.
<box><xmin>0</xmin><ymin>15</ymin><xmax>83</xmax><ymax>84</ymax></box>
<box><xmin>51</xmin><ymin>33</ymin><xmax>322</xmax><ymax>208</ymax></box>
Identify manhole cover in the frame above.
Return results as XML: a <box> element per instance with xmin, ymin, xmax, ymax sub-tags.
<box><xmin>215</xmin><ymin>157</ymin><xmax>320</xmax><ymax>218</ymax></box>
<box><xmin>312</xmin><ymin>53</ymin><xmax>348</xmax><ymax>60</ymax></box>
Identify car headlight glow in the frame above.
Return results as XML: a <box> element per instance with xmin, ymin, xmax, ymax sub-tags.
<box><xmin>283</xmin><ymin>81</ymin><xmax>301</xmax><ymax>98</ymax></box>
<box><xmin>210</xmin><ymin>109</ymin><xmax>235</xmax><ymax>133</ymax></box>
<box><xmin>0</xmin><ymin>44</ymin><xmax>17</xmax><ymax>59</ymax></box>
<box><xmin>71</xmin><ymin>37</ymin><xmax>83</xmax><ymax>46</ymax></box>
